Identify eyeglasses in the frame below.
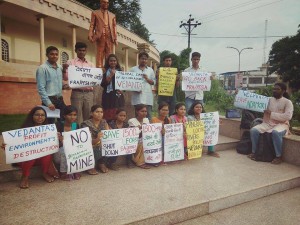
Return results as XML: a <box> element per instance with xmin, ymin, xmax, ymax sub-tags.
<box><xmin>34</xmin><ymin>114</ymin><xmax>46</xmax><ymax>117</ymax></box>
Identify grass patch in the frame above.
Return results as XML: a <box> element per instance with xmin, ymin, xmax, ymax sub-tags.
<box><xmin>0</xmin><ymin>114</ymin><xmax>26</xmax><ymax>134</ymax></box>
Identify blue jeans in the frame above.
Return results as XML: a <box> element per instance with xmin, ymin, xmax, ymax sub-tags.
<box><xmin>185</xmin><ymin>97</ymin><xmax>203</xmax><ymax>112</ymax></box>
<box><xmin>250</xmin><ymin>128</ymin><xmax>286</xmax><ymax>157</ymax></box>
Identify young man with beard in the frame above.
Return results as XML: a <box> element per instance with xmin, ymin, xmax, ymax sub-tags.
<box><xmin>248</xmin><ymin>83</ymin><xmax>294</xmax><ymax>164</ymax></box>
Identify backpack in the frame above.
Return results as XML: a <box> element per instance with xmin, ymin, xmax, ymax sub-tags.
<box><xmin>240</xmin><ymin>110</ymin><xmax>261</xmax><ymax>129</ymax></box>
<box><xmin>254</xmin><ymin>133</ymin><xmax>276</xmax><ymax>162</ymax></box>
<box><xmin>236</xmin><ymin>130</ymin><xmax>252</xmax><ymax>155</ymax></box>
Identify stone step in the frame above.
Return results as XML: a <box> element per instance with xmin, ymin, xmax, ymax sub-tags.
<box><xmin>0</xmin><ymin>150</ymin><xmax>299</xmax><ymax>225</ymax></box>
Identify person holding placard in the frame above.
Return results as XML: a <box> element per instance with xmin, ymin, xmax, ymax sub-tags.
<box><xmin>184</xmin><ymin>52</ymin><xmax>205</xmax><ymax>111</ymax></box>
<box><xmin>130</xmin><ymin>52</ymin><xmax>156</xmax><ymax>121</ymax></box>
<box><xmin>1</xmin><ymin>107</ymin><xmax>56</xmax><ymax>188</ymax></box>
<box><xmin>170</xmin><ymin>103</ymin><xmax>188</xmax><ymax>158</ymax></box>
<box><xmin>101</xmin><ymin>54</ymin><xmax>125</xmax><ymax>122</ymax></box>
<box><xmin>187</xmin><ymin>102</ymin><xmax>220</xmax><ymax>158</ymax></box>
<box><xmin>108</xmin><ymin>108</ymin><xmax>132</xmax><ymax>170</ymax></box>
<box><xmin>81</xmin><ymin>105</ymin><xmax>110</xmax><ymax>173</ymax></box>
<box><xmin>156</xmin><ymin>55</ymin><xmax>179</xmax><ymax>115</ymax></box>
<box><xmin>128</xmin><ymin>104</ymin><xmax>151</xmax><ymax>169</ymax></box>
<box><xmin>54</xmin><ymin>105</ymin><xmax>81</xmax><ymax>180</ymax></box>
<box><xmin>248</xmin><ymin>83</ymin><xmax>293</xmax><ymax>164</ymax></box>
<box><xmin>62</xmin><ymin>42</ymin><xmax>95</xmax><ymax>125</ymax></box>
<box><xmin>36</xmin><ymin>46</ymin><xmax>66</xmax><ymax>122</ymax></box>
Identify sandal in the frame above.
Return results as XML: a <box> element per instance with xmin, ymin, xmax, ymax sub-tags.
<box><xmin>271</xmin><ymin>157</ymin><xmax>282</xmax><ymax>164</ymax></box>
<box><xmin>138</xmin><ymin>164</ymin><xmax>151</xmax><ymax>169</ymax></box>
<box><xmin>207</xmin><ymin>151</ymin><xmax>220</xmax><ymax>158</ymax></box>
<box><xmin>99</xmin><ymin>164</ymin><xmax>109</xmax><ymax>173</ymax></box>
<box><xmin>247</xmin><ymin>153</ymin><xmax>256</xmax><ymax>160</ymax></box>
<box><xmin>20</xmin><ymin>176</ymin><xmax>29</xmax><ymax>189</ymax></box>
<box><xmin>43</xmin><ymin>173</ymin><xmax>55</xmax><ymax>183</ymax></box>
<box><xmin>87</xmin><ymin>168</ymin><xmax>98</xmax><ymax>175</ymax></box>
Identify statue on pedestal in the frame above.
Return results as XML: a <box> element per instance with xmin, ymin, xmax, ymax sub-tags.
<box><xmin>88</xmin><ymin>0</ymin><xmax>117</xmax><ymax>68</ymax></box>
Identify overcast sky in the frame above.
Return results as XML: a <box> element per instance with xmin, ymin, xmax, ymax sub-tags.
<box><xmin>139</xmin><ymin>0</ymin><xmax>300</xmax><ymax>74</ymax></box>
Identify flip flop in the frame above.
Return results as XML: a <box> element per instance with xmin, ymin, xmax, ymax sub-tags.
<box><xmin>138</xmin><ymin>164</ymin><xmax>151</xmax><ymax>169</ymax></box>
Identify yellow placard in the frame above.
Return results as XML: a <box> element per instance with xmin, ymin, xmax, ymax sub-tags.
<box><xmin>158</xmin><ymin>67</ymin><xmax>177</xmax><ymax>96</ymax></box>
<box><xmin>186</xmin><ymin>121</ymin><xmax>205</xmax><ymax>159</ymax></box>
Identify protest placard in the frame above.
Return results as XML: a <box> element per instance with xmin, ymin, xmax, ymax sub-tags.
<box><xmin>182</xmin><ymin>71</ymin><xmax>211</xmax><ymax>91</ymax></box>
<box><xmin>142</xmin><ymin>123</ymin><xmax>162</xmax><ymax>163</ymax></box>
<box><xmin>63</xmin><ymin>127</ymin><xmax>94</xmax><ymax>174</ymax></box>
<box><xmin>101</xmin><ymin>127</ymin><xmax>140</xmax><ymax>156</ymax></box>
<box><xmin>68</xmin><ymin>65</ymin><xmax>103</xmax><ymax>88</ymax></box>
<box><xmin>3</xmin><ymin>124</ymin><xmax>59</xmax><ymax>163</ymax></box>
<box><xmin>186</xmin><ymin>121</ymin><xmax>205</xmax><ymax>159</ymax></box>
<box><xmin>234</xmin><ymin>90</ymin><xmax>269</xmax><ymax>113</ymax></box>
<box><xmin>115</xmin><ymin>71</ymin><xmax>143</xmax><ymax>91</ymax></box>
<box><xmin>164</xmin><ymin>123</ymin><xmax>184</xmax><ymax>162</ymax></box>
<box><xmin>200</xmin><ymin>112</ymin><xmax>219</xmax><ymax>146</ymax></box>
<box><xmin>158</xmin><ymin>67</ymin><xmax>177</xmax><ymax>96</ymax></box>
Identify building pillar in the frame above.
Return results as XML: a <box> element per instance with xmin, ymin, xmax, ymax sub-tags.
<box><xmin>123</xmin><ymin>47</ymin><xmax>129</xmax><ymax>71</ymax></box>
<box><xmin>136</xmin><ymin>52</ymin><xmax>139</xmax><ymax>66</ymax></box>
<box><xmin>0</xmin><ymin>13</ymin><xmax>2</xmax><ymax>62</ymax></box>
<box><xmin>69</xmin><ymin>25</ymin><xmax>77</xmax><ymax>58</ymax></box>
<box><xmin>150</xmin><ymin>60</ymin><xmax>153</xmax><ymax>68</ymax></box>
<box><xmin>37</xmin><ymin>14</ymin><xmax>47</xmax><ymax>64</ymax></box>
<box><xmin>153</xmin><ymin>62</ymin><xmax>157</xmax><ymax>72</ymax></box>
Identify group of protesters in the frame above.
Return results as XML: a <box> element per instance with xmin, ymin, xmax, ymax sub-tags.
<box><xmin>2</xmin><ymin>41</ymin><xmax>294</xmax><ymax>189</ymax></box>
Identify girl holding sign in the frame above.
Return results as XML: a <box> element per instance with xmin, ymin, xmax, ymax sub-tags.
<box><xmin>101</xmin><ymin>54</ymin><xmax>125</xmax><ymax>122</ymax></box>
<box><xmin>81</xmin><ymin>105</ymin><xmax>110</xmax><ymax>174</ymax></box>
<box><xmin>187</xmin><ymin>102</ymin><xmax>220</xmax><ymax>157</ymax></box>
<box><xmin>1</xmin><ymin>107</ymin><xmax>56</xmax><ymax>188</ymax></box>
<box><xmin>54</xmin><ymin>105</ymin><xmax>81</xmax><ymax>180</ymax></box>
<box><xmin>128</xmin><ymin>104</ymin><xmax>151</xmax><ymax>169</ymax></box>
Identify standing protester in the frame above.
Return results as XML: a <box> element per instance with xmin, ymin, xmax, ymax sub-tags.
<box><xmin>36</xmin><ymin>46</ymin><xmax>66</xmax><ymax>122</ymax></box>
<box><xmin>248</xmin><ymin>83</ymin><xmax>293</xmax><ymax>164</ymax></box>
<box><xmin>101</xmin><ymin>54</ymin><xmax>125</xmax><ymax>122</ymax></box>
<box><xmin>129</xmin><ymin>52</ymin><xmax>156</xmax><ymax>121</ymax></box>
<box><xmin>184</xmin><ymin>52</ymin><xmax>204</xmax><ymax>111</ymax></box>
<box><xmin>156</xmin><ymin>55</ymin><xmax>179</xmax><ymax>116</ymax></box>
<box><xmin>63</xmin><ymin>42</ymin><xmax>95</xmax><ymax>125</ymax></box>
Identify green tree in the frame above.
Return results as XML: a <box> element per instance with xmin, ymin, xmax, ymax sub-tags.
<box><xmin>130</xmin><ymin>17</ymin><xmax>154</xmax><ymax>44</ymax></box>
<box><xmin>269</xmin><ymin>26</ymin><xmax>300</xmax><ymax>90</ymax></box>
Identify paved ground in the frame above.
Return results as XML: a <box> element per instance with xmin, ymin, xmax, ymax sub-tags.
<box><xmin>0</xmin><ymin>150</ymin><xmax>299</xmax><ymax>225</ymax></box>
<box><xmin>178</xmin><ymin>187</ymin><xmax>300</xmax><ymax>225</ymax></box>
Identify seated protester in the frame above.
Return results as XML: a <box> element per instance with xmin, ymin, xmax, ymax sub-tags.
<box><xmin>170</xmin><ymin>103</ymin><xmax>188</xmax><ymax>158</ymax></box>
<box><xmin>1</xmin><ymin>106</ymin><xmax>57</xmax><ymax>189</ymax></box>
<box><xmin>54</xmin><ymin>105</ymin><xmax>80</xmax><ymax>181</ymax></box>
<box><xmin>248</xmin><ymin>83</ymin><xmax>293</xmax><ymax>164</ymax></box>
<box><xmin>108</xmin><ymin>108</ymin><xmax>133</xmax><ymax>170</ymax></box>
<box><xmin>128</xmin><ymin>104</ymin><xmax>151</xmax><ymax>169</ymax></box>
<box><xmin>187</xmin><ymin>102</ymin><xmax>220</xmax><ymax>158</ymax></box>
<box><xmin>81</xmin><ymin>105</ymin><xmax>110</xmax><ymax>174</ymax></box>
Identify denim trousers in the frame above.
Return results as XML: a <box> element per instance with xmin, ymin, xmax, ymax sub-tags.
<box><xmin>250</xmin><ymin>128</ymin><xmax>286</xmax><ymax>157</ymax></box>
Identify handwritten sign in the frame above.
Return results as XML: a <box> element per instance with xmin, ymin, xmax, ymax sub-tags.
<box><xmin>101</xmin><ymin>127</ymin><xmax>140</xmax><ymax>156</ymax></box>
<box><xmin>63</xmin><ymin>127</ymin><xmax>94</xmax><ymax>174</ymax></box>
<box><xmin>200</xmin><ymin>112</ymin><xmax>219</xmax><ymax>146</ymax></box>
<box><xmin>234</xmin><ymin>90</ymin><xmax>269</xmax><ymax>113</ymax></box>
<box><xmin>142</xmin><ymin>123</ymin><xmax>162</xmax><ymax>163</ymax></box>
<box><xmin>68</xmin><ymin>65</ymin><xmax>103</xmax><ymax>88</ymax></box>
<box><xmin>186</xmin><ymin>121</ymin><xmax>205</xmax><ymax>159</ymax></box>
<box><xmin>3</xmin><ymin>124</ymin><xmax>59</xmax><ymax>163</ymax></box>
<box><xmin>182</xmin><ymin>71</ymin><xmax>211</xmax><ymax>91</ymax></box>
<box><xmin>164</xmin><ymin>123</ymin><xmax>184</xmax><ymax>162</ymax></box>
<box><xmin>115</xmin><ymin>71</ymin><xmax>143</xmax><ymax>91</ymax></box>
<box><xmin>158</xmin><ymin>67</ymin><xmax>177</xmax><ymax>96</ymax></box>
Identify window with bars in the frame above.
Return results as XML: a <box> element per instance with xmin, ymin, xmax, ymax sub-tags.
<box><xmin>1</xmin><ymin>39</ymin><xmax>9</xmax><ymax>62</ymax></box>
<box><xmin>61</xmin><ymin>52</ymin><xmax>69</xmax><ymax>64</ymax></box>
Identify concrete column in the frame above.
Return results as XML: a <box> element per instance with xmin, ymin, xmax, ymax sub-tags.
<box><xmin>136</xmin><ymin>52</ymin><xmax>139</xmax><ymax>66</ymax></box>
<box><xmin>123</xmin><ymin>47</ymin><xmax>129</xmax><ymax>71</ymax></box>
<box><xmin>0</xmin><ymin>13</ymin><xmax>2</xmax><ymax>62</ymax></box>
<box><xmin>153</xmin><ymin>62</ymin><xmax>157</xmax><ymax>73</ymax></box>
<box><xmin>37</xmin><ymin>14</ymin><xmax>47</xmax><ymax>64</ymax></box>
<box><xmin>69</xmin><ymin>25</ymin><xmax>77</xmax><ymax>58</ymax></box>
<box><xmin>150</xmin><ymin>60</ymin><xmax>153</xmax><ymax>68</ymax></box>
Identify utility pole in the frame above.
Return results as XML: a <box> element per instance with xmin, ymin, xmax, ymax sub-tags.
<box><xmin>179</xmin><ymin>14</ymin><xmax>201</xmax><ymax>49</ymax></box>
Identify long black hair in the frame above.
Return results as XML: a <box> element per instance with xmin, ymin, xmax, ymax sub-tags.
<box><xmin>187</xmin><ymin>101</ymin><xmax>205</xmax><ymax>115</ymax></box>
<box><xmin>158</xmin><ymin>101</ymin><xmax>170</xmax><ymax>124</ymax></box>
<box><xmin>134</xmin><ymin>104</ymin><xmax>147</xmax><ymax>117</ymax></box>
<box><xmin>275</xmin><ymin>82</ymin><xmax>290</xmax><ymax>99</ymax></box>
<box><xmin>173</xmin><ymin>102</ymin><xmax>186</xmax><ymax>115</ymax></box>
<box><xmin>104</xmin><ymin>54</ymin><xmax>121</xmax><ymax>71</ymax></box>
<box><xmin>21</xmin><ymin>106</ymin><xmax>48</xmax><ymax>128</ymax></box>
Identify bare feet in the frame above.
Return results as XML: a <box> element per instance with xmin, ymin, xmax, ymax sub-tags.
<box><xmin>87</xmin><ymin>168</ymin><xmax>98</xmax><ymax>175</ymax></box>
<box><xmin>42</xmin><ymin>173</ymin><xmax>55</xmax><ymax>183</ymax></box>
<box><xmin>74</xmin><ymin>173</ymin><xmax>81</xmax><ymax>180</ymax></box>
<box><xmin>20</xmin><ymin>176</ymin><xmax>29</xmax><ymax>189</ymax></box>
<box><xmin>99</xmin><ymin>164</ymin><xmax>109</xmax><ymax>173</ymax></box>
<box><xmin>60</xmin><ymin>172</ymin><xmax>72</xmax><ymax>181</ymax></box>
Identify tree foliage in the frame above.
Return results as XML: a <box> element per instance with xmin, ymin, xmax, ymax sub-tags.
<box><xmin>130</xmin><ymin>17</ymin><xmax>154</xmax><ymax>44</ymax></box>
<box><xmin>269</xmin><ymin>26</ymin><xmax>300</xmax><ymax>90</ymax></box>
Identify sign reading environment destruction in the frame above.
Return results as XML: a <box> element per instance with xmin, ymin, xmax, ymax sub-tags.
<box><xmin>158</xmin><ymin>67</ymin><xmax>177</xmax><ymax>96</ymax></box>
<box><xmin>68</xmin><ymin>65</ymin><xmax>103</xmax><ymax>88</ymax></box>
<box><xmin>63</xmin><ymin>127</ymin><xmax>95</xmax><ymax>174</ymax></box>
<box><xmin>182</xmin><ymin>71</ymin><xmax>211</xmax><ymax>91</ymax></box>
<box><xmin>115</xmin><ymin>71</ymin><xmax>143</xmax><ymax>91</ymax></box>
<box><xmin>234</xmin><ymin>90</ymin><xmax>269</xmax><ymax>113</ymax></box>
<box><xmin>3</xmin><ymin>124</ymin><xmax>59</xmax><ymax>163</ymax></box>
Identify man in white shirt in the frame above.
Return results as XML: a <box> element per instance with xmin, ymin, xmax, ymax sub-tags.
<box><xmin>129</xmin><ymin>52</ymin><xmax>156</xmax><ymax>121</ymax></box>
